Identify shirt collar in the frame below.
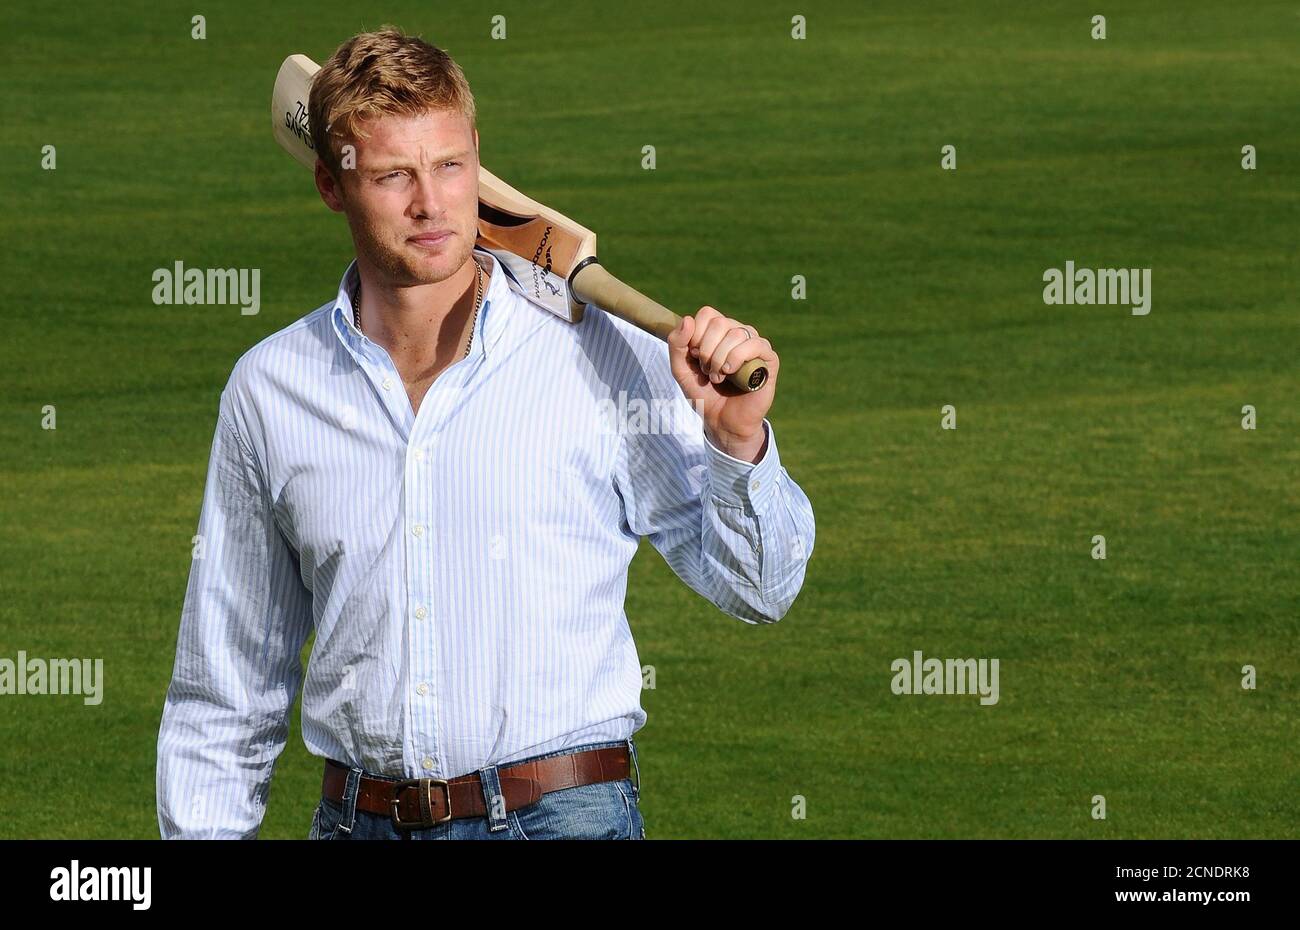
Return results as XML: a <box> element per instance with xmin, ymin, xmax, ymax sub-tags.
<box><xmin>330</xmin><ymin>246</ymin><xmax>510</xmax><ymax>360</ymax></box>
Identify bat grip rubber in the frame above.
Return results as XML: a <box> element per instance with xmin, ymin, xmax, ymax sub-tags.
<box><xmin>568</xmin><ymin>261</ymin><xmax>767</xmax><ymax>393</ymax></box>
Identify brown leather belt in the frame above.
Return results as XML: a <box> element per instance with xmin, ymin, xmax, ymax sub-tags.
<box><xmin>323</xmin><ymin>745</ymin><xmax>631</xmax><ymax>831</ymax></box>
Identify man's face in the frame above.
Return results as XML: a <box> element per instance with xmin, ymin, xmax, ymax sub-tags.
<box><xmin>315</xmin><ymin>108</ymin><xmax>480</xmax><ymax>287</ymax></box>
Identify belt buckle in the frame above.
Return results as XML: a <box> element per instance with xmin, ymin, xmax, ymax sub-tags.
<box><xmin>390</xmin><ymin>777</ymin><xmax>452</xmax><ymax>830</ymax></box>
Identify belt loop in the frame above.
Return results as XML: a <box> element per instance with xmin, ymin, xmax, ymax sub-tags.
<box><xmin>627</xmin><ymin>737</ymin><xmax>641</xmax><ymax>802</ymax></box>
<box><xmin>478</xmin><ymin>763</ymin><xmax>510</xmax><ymax>833</ymax></box>
<box><xmin>335</xmin><ymin>766</ymin><xmax>362</xmax><ymax>836</ymax></box>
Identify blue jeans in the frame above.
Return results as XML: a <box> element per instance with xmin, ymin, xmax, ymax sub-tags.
<box><xmin>309</xmin><ymin>738</ymin><xmax>646</xmax><ymax>840</ymax></box>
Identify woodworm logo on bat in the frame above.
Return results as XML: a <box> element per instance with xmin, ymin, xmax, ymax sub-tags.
<box><xmin>530</xmin><ymin>225</ymin><xmax>555</xmax><ymax>300</ymax></box>
<box><xmin>285</xmin><ymin>100</ymin><xmax>313</xmax><ymax>150</ymax></box>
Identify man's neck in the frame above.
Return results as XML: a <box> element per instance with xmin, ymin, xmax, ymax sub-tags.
<box><xmin>353</xmin><ymin>254</ymin><xmax>483</xmax><ymax>373</ymax></box>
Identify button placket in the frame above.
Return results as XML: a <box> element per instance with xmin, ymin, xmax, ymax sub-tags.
<box><xmin>407</xmin><ymin>428</ymin><xmax>439</xmax><ymax>778</ymax></box>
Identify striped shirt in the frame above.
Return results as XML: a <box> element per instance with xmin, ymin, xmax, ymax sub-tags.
<box><xmin>156</xmin><ymin>246</ymin><xmax>816</xmax><ymax>838</ymax></box>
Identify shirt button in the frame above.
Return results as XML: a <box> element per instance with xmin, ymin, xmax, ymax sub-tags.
<box><xmin>413</xmin><ymin>449</ymin><xmax>425</xmax><ymax>462</ymax></box>
<box><xmin>422</xmin><ymin>757</ymin><xmax>434</xmax><ymax>771</ymax></box>
<box><xmin>751</xmin><ymin>479</ymin><xmax>761</xmax><ymax>491</ymax></box>
<box><xmin>414</xmin><ymin>606</ymin><xmax>427</xmax><ymax>619</ymax></box>
<box><xmin>382</xmin><ymin>378</ymin><xmax>393</xmax><ymax>391</ymax></box>
<box><xmin>412</xmin><ymin>524</ymin><xmax>425</xmax><ymax>537</ymax></box>
<box><xmin>416</xmin><ymin>683</ymin><xmax>428</xmax><ymax>696</ymax></box>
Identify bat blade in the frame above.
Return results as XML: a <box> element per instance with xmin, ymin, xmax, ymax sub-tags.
<box><xmin>475</xmin><ymin>165</ymin><xmax>596</xmax><ymax>322</ymax></box>
<box><xmin>271</xmin><ymin>54</ymin><xmax>320</xmax><ymax>170</ymax></box>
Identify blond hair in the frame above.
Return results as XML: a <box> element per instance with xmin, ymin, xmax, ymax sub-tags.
<box><xmin>309</xmin><ymin>27</ymin><xmax>477</xmax><ymax>177</ymax></box>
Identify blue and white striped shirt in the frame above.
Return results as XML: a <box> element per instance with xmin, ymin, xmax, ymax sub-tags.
<box><xmin>156</xmin><ymin>247</ymin><xmax>816</xmax><ymax>838</ymax></box>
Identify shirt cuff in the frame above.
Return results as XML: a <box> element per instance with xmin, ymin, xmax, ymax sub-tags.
<box><xmin>704</xmin><ymin>418</ymin><xmax>781</xmax><ymax>515</ymax></box>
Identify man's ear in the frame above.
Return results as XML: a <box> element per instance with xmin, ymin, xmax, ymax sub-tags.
<box><xmin>314</xmin><ymin>159</ymin><xmax>346</xmax><ymax>214</ymax></box>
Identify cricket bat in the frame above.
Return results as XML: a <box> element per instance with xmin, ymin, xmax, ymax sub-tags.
<box><xmin>271</xmin><ymin>54</ymin><xmax>767</xmax><ymax>392</ymax></box>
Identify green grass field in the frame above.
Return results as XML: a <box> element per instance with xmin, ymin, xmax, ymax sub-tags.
<box><xmin>2</xmin><ymin>0</ymin><xmax>1296</xmax><ymax>838</ymax></box>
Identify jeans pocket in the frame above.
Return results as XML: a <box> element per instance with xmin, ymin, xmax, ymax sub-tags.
<box><xmin>613</xmin><ymin>779</ymin><xmax>643</xmax><ymax>840</ymax></box>
<box><xmin>508</xmin><ymin>779</ymin><xmax>634</xmax><ymax>840</ymax></box>
<box><xmin>311</xmin><ymin>795</ymin><xmax>343</xmax><ymax>840</ymax></box>
<box><xmin>506</xmin><ymin>808</ymin><xmax>532</xmax><ymax>841</ymax></box>
<box><xmin>308</xmin><ymin>803</ymin><xmax>322</xmax><ymax>840</ymax></box>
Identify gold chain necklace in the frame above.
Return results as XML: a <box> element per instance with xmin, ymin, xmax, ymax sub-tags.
<box><xmin>353</xmin><ymin>260</ymin><xmax>484</xmax><ymax>359</ymax></box>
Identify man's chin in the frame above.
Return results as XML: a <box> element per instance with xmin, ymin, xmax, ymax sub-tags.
<box><xmin>391</xmin><ymin>241</ymin><xmax>472</xmax><ymax>284</ymax></box>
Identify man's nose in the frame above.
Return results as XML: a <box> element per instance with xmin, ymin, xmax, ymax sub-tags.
<box><xmin>407</xmin><ymin>171</ymin><xmax>444</xmax><ymax>220</ymax></box>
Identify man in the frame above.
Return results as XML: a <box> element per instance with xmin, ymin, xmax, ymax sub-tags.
<box><xmin>156</xmin><ymin>27</ymin><xmax>815</xmax><ymax>840</ymax></box>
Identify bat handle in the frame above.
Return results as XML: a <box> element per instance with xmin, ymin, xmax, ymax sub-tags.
<box><xmin>568</xmin><ymin>259</ymin><xmax>768</xmax><ymax>393</ymax></box>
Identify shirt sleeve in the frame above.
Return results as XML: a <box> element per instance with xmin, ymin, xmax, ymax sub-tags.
<box><xmin>156</xmin><ymin>394</ymin><xmax>314</xmax><ymax>839</ymax></box>
<box><xmin>613</xmin><ymin>367</ymin><xmax>816</xmax><ymax>624</ymax></box>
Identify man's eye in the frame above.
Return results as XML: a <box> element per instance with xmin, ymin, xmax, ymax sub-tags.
<box><xmin>442</xmin><ymin>161</ymin><xmax>462</xmax><ymax>169</ymax></box>
<box><xmin>378</xmin><ymin>171</ymin><xmax>404</xmax><ymax>182</ymax></box>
